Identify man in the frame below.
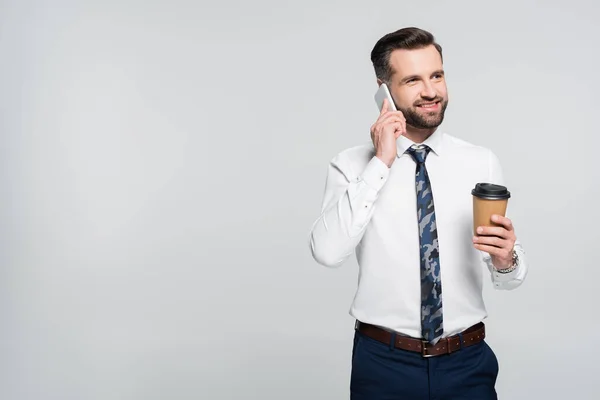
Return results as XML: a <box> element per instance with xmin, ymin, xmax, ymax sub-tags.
<box><xmin>308</xmin><ymin>27</ymin><xmax>528</xmax><ymax>399</ymax></box>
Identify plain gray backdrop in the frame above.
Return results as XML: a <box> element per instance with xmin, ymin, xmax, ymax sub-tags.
<box><xmin>1</xmin><ymin>0</ymin><xmax>599</xmax><ymax>399</ymax></box>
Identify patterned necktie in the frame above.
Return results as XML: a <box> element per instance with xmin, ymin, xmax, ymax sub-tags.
<box><xmin>406</xmin><ymin>145</ymin><xmax>443</xmax><ymax>344</ymax></box>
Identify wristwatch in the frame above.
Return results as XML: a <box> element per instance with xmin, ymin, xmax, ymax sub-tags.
<box><xmin>494</xmin><ymin>250</ymin><xmax>519</xmax><ymax>274</ymax></box>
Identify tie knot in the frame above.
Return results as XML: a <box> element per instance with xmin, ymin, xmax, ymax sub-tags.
<box><xmin>406</xmin><ymin>145</ymin><xmax>431</xmax><ymax>164</ymax></box>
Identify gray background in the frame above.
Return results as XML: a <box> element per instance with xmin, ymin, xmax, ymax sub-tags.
<box><xmin>1</xmin><ymin>0</ymin><xmax>598</xmax><ymax>399</ymax></box>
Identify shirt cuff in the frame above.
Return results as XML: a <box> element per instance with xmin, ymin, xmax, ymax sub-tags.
<box><xmin>359</xmin><ymin>156</ymin><xmax>390</xmax><ymax>192</ymax></box>
<box><xmin>483</xmin><ymin>247</ymin><xmax>524</xmax><ymax>286</ymax></box>
<box><xmin>491</xmin><ymin>262</ymin><xmax>521</xmax><ymax>283</ymax></box>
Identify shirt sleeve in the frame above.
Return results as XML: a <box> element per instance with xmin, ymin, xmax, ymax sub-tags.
<box><xmin>482</xmin><ymin>149</ymin><xmax>529</xmax><ymax>290</ymax></box>
<box><xmin>308</xmin><ymin>153</ymin><xmax>390</xmax><ymax>267</ymax></box>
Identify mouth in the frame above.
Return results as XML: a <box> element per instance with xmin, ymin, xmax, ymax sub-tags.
<box><xmin>416</xmin><ymin>101</ymin><xmax>441</xmax><ymax>111</ymax></box>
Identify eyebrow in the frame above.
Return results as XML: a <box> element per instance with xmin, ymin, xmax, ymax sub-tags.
<box><xmin>400</xmin><ymin>69</ymin><xmax>445</xmax><ymax>84</ymax></box>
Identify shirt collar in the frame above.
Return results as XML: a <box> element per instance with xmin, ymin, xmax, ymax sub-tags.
<box><xmin>396</xmin><ymin>129</ymin><xmax>444</xmax><ymax>158</ymax></box>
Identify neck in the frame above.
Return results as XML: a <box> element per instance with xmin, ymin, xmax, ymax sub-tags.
<box><xmin>404</xmin><ymin>126</ymin><xmax>437</xmax><ymax>144</ymax></box>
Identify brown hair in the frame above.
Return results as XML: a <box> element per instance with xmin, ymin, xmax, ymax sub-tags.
<box><xmin>370</xmin><ymin>27</ymin><xmax>443</xmax><ymax>83</ymax></box>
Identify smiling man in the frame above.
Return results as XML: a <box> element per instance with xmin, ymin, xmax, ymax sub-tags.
<box><xmin>308</xmin><ymin>27</ymin><xmax>528</xmax><ymax>399</ymax></box>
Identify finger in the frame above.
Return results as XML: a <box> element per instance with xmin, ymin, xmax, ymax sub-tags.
<box><xmin>476</xmin><ymin>226</ymin><xmax>510</xmax><ymax>238</ymax></box>
<box><xmin>372</xmin><ymin>117</ymin><xmax>403</xmax><ymax>138</ymax></box>
<box><xmin>491</xmin><ymin>214</ymin><xmax>514</xmax><ymax>231</ymax></box>
<box><xmin>381</xmin><ymin>98</ymin><xmax>389</xmax><ymax>115</ymax></box>
<box><xmin>389</xmin><ymin>122</ymin><xmax>405</xmax><ymax>137</ymax></box>
<box><xmin>372</xmin><ymin>122</ymin><xmax>382</xmax><ymax>136</ymax></box>
<box><xmin>473</xmin><ymin>235</ymin><xmax>505</xmax><ymax>248</ymax></box>
<box><xmin>377</xmin><ymin>113</ymin><xmax>406</xmax><ymax>128</ymax></box>
<box><xmin>378</xmin><ymin>122</ymin><xmax>403</xmax><ymax>136</ymax></box>
<box><xmin>473</xmin><ymin>243</ymin><xmax>505</xmax><ymax>257</ymax></box>
<box><xmin>379</xmin><ymin>110</ymin><xmax>406</xmax><ymax>121</ymax></box>
<box><xmin>394</xmin><ymin>121</ymin><xmax>406</xmax><ymax>138</ymax></box>
<box><xmin>378</xmin><ymin>116</ymin><xmax>406</xmax><ymax>128</ymax></box>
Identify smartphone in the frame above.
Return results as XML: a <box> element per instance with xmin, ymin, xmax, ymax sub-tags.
<box><xmin>374</xmin><ymin>83</ymin><xmax>397</xmax><ymax>112</ymax></box>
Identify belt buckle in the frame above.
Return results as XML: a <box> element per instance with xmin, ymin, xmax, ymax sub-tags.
<box><xmin>421</xmin><ymin>340</ymin><xmax>435</xmax><ymax>358</ymax></box>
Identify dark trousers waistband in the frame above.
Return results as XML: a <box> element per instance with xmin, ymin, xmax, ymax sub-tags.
<box><xmin>355</xmin><ymin>321</ymin><xmax>486</xmax><ymax>357</ymax></box>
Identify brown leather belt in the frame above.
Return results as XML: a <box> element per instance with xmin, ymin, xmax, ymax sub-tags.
<box><xmin>355</xmin><ymin>321</ymin><xmax>486</xmax><ymax>357</ymax></box>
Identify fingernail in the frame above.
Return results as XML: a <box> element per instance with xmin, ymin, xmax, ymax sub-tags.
<box><xmin>477</xmin><ymin>227</ymin><xmax>483</xmax><ymax>234</ymax></box>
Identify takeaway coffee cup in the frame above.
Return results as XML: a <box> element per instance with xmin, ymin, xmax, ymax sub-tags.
<box><xmin>471</xmin><ymin>183</ymin><xmax>511</xmax><ymax>235</ymax></box>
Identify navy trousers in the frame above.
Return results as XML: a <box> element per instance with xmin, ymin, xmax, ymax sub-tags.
<box><xmin>350</xmin><ymin>329</ymin><xmax>499</xmax><ymax>399</ymax></box>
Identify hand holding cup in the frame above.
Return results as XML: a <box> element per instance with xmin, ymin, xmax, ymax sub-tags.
<box><xmin>471</xmin><ymin>183</ymin><xmax>516</xmax><ymax>270</ymax></box>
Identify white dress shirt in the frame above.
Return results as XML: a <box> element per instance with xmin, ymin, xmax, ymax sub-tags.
<box><xmin>308</xmin><ymin>129</ymin><xmax>528</xmax><ymax>338</ymax></box>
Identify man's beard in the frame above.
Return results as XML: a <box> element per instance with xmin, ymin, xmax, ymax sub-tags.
<box><xmin>399</xmin><ymin>98</ymin><xmax>448</xmax><ymax>129</ymax></box>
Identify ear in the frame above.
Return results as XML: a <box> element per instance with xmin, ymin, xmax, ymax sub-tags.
<box><xmin>376</xmin><ymin>78</ymin><xmax>383</xmax><ymax>86</ymax></box>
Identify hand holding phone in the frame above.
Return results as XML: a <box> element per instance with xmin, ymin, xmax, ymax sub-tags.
<box><xmin>371</xmin><ymin>85</ymin><xmax>406</xmax><ymax>167</ymax></box>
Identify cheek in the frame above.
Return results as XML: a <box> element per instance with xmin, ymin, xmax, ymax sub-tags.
<box><xmin>394</xmin><ymin>88</ymin><xmax>419</xmax><ymax>107</ymax></box>
<box><xmin>436</xmin><ymin>82</ymin><xmax>448</xmax><ymax>98</ymax></box>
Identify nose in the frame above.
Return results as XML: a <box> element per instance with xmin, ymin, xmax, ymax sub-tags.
<box><xmin>420</xmin><ymin>80</ymin><xmax>437</xmax><ymax>99</ymax></box>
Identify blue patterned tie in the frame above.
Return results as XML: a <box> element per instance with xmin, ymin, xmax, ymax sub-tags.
<box><xmin>407</xmin><ymin>145</ymin><xmax>443</xmax><ymax>344</ymax></box>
